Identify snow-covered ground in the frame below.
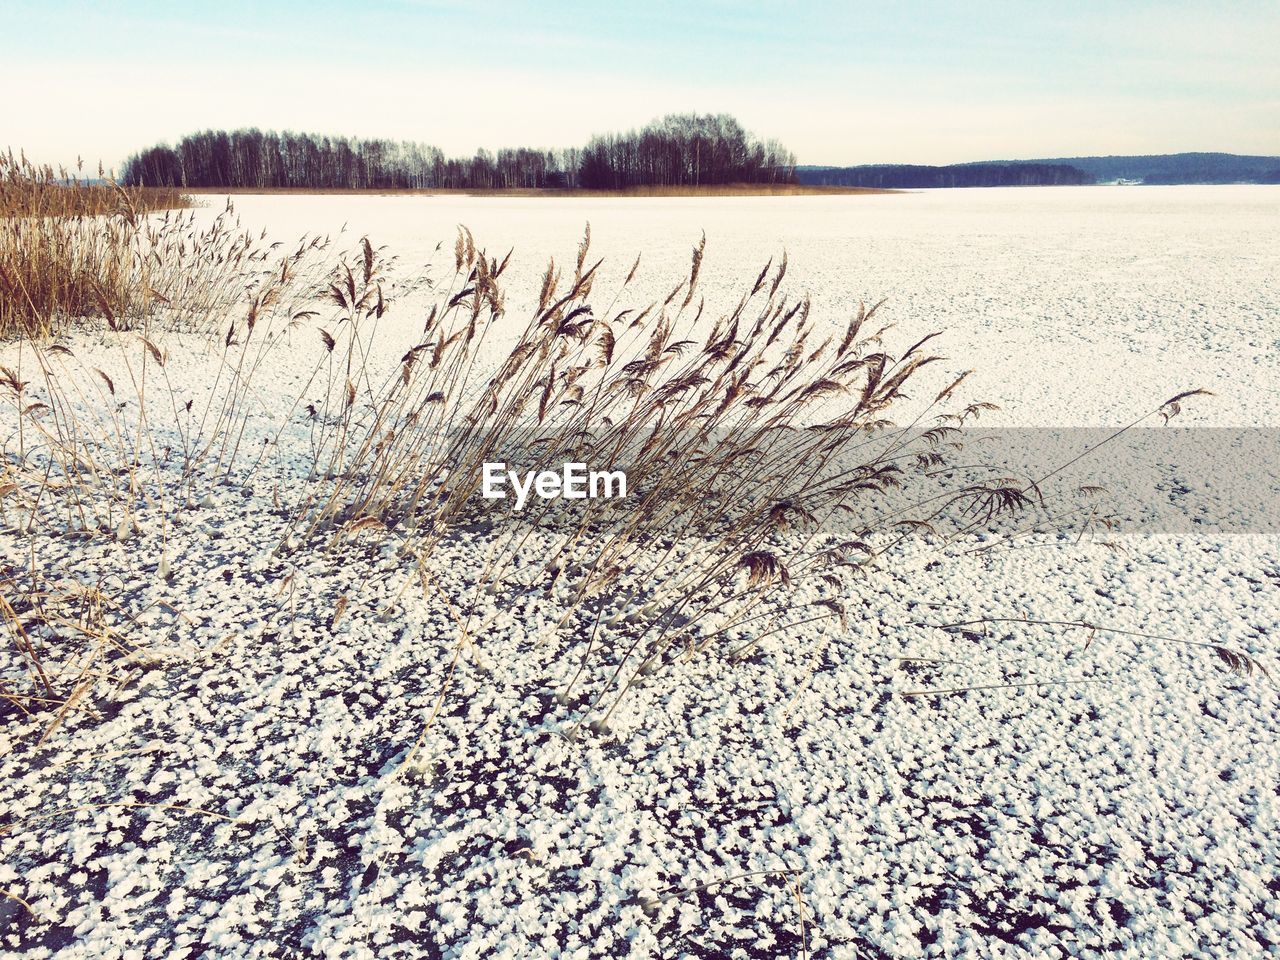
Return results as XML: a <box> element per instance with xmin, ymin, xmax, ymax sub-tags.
<box><xmin>2</xmin><ymin>186</ymin><xmax>1278</xmax><ymax>959</ymax></box>
<box><xmin>215</xmin><ymin>184</ymin><xmax>1280</xmax><ymax>428</ymax></box>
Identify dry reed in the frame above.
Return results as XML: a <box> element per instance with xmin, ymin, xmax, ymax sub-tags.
<box><xmin>0</xmin><ymin>153</ymin><xmax>336</xmax><ymax>341</ymax></box>
<box><xmin>1</xmin><ymin>207</ymin><xmax>1234</xmax><ymax>742</ymax></box>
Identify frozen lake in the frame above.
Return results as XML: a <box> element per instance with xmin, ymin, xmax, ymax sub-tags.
<box><xmin>221</xmin><ymin>185</ymin><xmax>1280</xmax><ymax>426</ymax></box>
<box><xmin>4</xmin><ymin>185</ymin><xmax>1278</xmax><ymax>959</ymax></box>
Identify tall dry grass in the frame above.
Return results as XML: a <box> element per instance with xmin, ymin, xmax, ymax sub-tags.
<box><xmin>3</xmin><ymin>219</ymin><xmax>959</xmax><ymax>735</ymax></box>
<box><xmin>275</xmin><ymin>228</ymin><xmax>1049</xmax><ymax>739</ymax></box>
<box><xmin>1</xmin><ymin>208</ymin><xmax>1234</xmax><ymax>742</ymax></box>
<box><xmin>0</xmin><ymin>153</ymin><xmax>333</xmax><ymax>341</ymax></box>
<box><xmin>0</xmin><ymin>158</ymin><xmax>187</xmax><ymax>220</ymax></box>
<box><xmin>0</xmin><ymin>154</ymin><xmax>191</xmax><ymax>338</ymax></box>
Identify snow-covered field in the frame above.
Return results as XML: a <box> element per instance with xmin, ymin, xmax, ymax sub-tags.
<box><xmin>2</xmin><ymin>186</ymin><xmax>1278</xmax><ymax>959</ymax></box>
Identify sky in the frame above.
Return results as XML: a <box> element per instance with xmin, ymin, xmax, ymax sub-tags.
<box><xmin>5</xmin><ymin>0</ymin><xmax>1279</xmax><ymax>171</ymax></box>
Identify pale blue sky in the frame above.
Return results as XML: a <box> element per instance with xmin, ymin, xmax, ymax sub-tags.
<box><xmin>6</xmin><ymin>0</ymin><xmax>1278</xmax><ymax>170</ymax></box>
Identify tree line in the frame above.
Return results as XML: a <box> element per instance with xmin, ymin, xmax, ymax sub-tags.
<box><xmin>1032</xmin><ymin>153</ymin><xmax>1280</xmax><ymax>185</ymax></box>
<box><xmin>577</xmin><ymin>114</ymin><xmax>794</xmax><ymax>189</ymax></box>
<box><xmin>797</xmin><ymin>163</ymin><xmax>1090</xmax><ymax>189</ymax></box>
<box><xmin>120</xmin><ymin>115</ymin><xmax>797</xmax><ymax>190</ymax></box>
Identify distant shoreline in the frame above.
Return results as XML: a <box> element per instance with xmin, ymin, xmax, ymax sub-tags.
<box><xmin>798</xmin><ymin>152</ymin><xmax>1280</xmax><ymax>188</ymax></box>
<box><xmin>179</xmin><ymin>184</ymin><xmax>897</xmax><ymax>198</ymax></box>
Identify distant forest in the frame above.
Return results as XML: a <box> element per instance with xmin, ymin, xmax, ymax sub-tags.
<box><xmin>798</xmin><ymin>163</ymin><xmax>1090</xmax><ymax>189</ymax></box>
<box><xmin>799</xmin><ymin>152</ymin><xmax>1280</xmax><ymax>187</ymax></box>
<box><xmin>121</xmin><ymin>114</ymin><xmax>798</xmax><ymax>190</ymax></box>
<box><xmin>123</xmin><ymin>123</ymin><xmax>1280</xmax><ymax>192</ymax></box>
<box><xmin>1008</xmin><ymin>152</ymin><xmax>1280</xmax><ymax>184</ymax></box>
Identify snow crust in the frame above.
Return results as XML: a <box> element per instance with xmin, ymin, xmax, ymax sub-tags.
<box><xmin>2</xmin><ymin>186</ymin><xmax>1278</xmax><ymax>958</ymax></box>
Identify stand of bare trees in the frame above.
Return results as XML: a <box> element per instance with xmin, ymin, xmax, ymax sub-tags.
<box><xmin>120</xmin><ymin>115</ymin><xmax>794</xmax><ymax>190</ymax></box>
<box><xmin>577</xmin><ymin>114</ymin><xmax>794</xmax><ymax>188</ymax></box>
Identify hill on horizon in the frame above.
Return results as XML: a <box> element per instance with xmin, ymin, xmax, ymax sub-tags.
<box><xmin>799</xmin><ymin>152</ymin><xmax>1280</xmax><ymax>187</ymax></box>
<box><xmin>1000</xmin><ymin>152</ymin><xmax>1280</xmax><ymax>184</ymax></box>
